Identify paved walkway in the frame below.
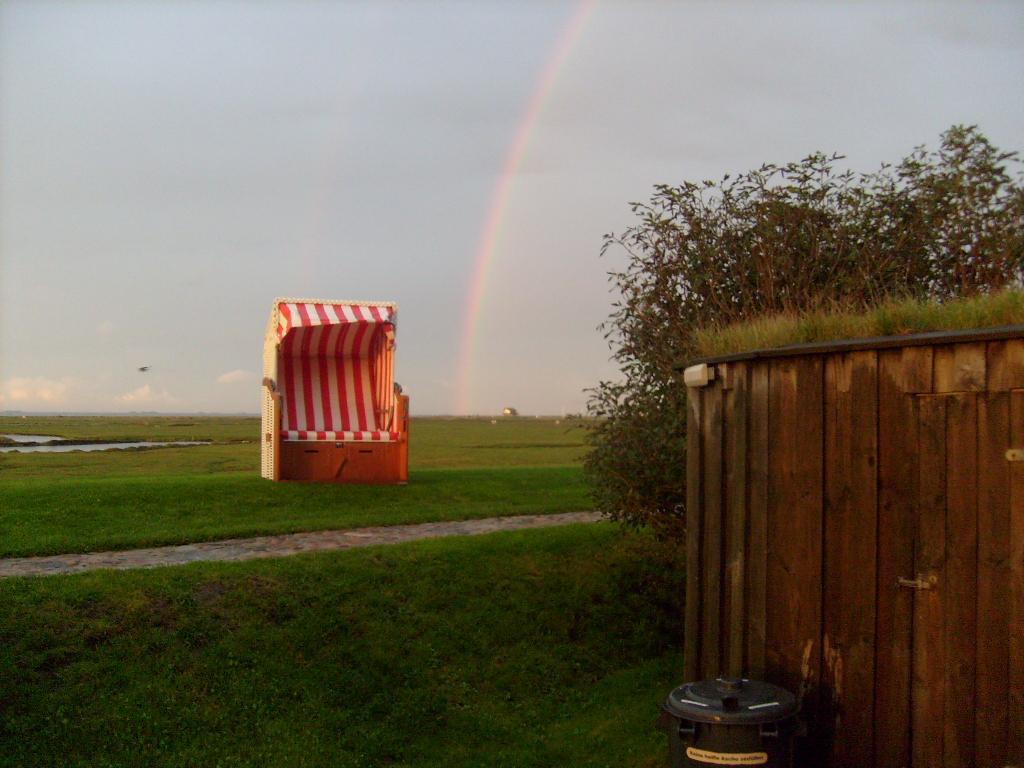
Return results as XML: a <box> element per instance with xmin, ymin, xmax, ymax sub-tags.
<box><xmin>0</xmin><ymin>511</ymin><xmax>603</xmax><ymax>578</ymax></box>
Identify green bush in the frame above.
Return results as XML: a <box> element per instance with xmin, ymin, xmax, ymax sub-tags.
<box><xmin>587</xmin><ymin>125</ymin><xmax>1024</xmax><ymax>534</ymax></box>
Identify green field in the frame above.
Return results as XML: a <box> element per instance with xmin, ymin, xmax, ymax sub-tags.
<box><xmin>0</xmin><ymin>415</ymin><xmax>682</xmax><ymax>767</ymax></box>
<box><xmin>0</xmin><ymin>524</ymin><xmax>681</xmax><ymax>767</ymax></box>
<box><xmin>0</xmin><ymin>417</ymin><xmax>591</xmax><ymax>557</ymax></box>
<box><xmin>0</xmin><ymin>415</ymin><xmax>589</xmax><ymax>472</ymax></box>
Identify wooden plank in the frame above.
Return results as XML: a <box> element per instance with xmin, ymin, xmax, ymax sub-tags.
<box><xmin>700</xmin><ymin>383</ymin><xmax>724</xmax><ymax>677</ymax></box>
<box><xmin>684</xmin><ymin>388</ymin><xmax>703</xmax><ymax>683</ymax></box>
<box><xmin>934</xmin><ymin>342</ymin><xmax>986</xmax><ymax>392</ymax></box>
<box><xmin>873</xmin><ymin>349</ymin><xmax>919</xmax><ymax>767</ymax></box>
<box><xmin>987</xmin><ymin>338</ymin><xmax>1024</xmax><ymax>391</ymax></box>
<box><xmin>723</xmin><ymin>362</ymin><xmax>748</xmax><ymax>676</ymax></box>
<box><xmin>766</xmin><ymin>357</ymin><xmax>824</xmax><ymax>762</ymax></box>
<box><xmin>821</xmin><ymin>353</ymin><xmax>844</xmax><ymax>759</ymax></box>
<box><xmin>899</xmin><ymin>344</ymin><xmax>934</xmax><ymax>394</ymax></box>
<box><xmin>766</xmin><ymin>359</ymin><xmax>800</xmax><ymax>693</ymax></box>
<box><xmin>272</xmin><ymin>390</ymin><xmax>282</xmax><ymax>481</ymax></box>
<box><xmin>913</xmin><ymin>395</ymin><xmax>947</xmax><ymax>768</ymax></box>
<box><xmin>1009</xmin><ymin>389</ymin><xmax>1024</xmax><ymax>765</ymax></box>
<box><xmin>746</xmin><ymin>363</ymin><xmax>769</xmax><ymax>678</ymax></box>
<box><xmin>822</xmin><ymin>352</ymin><xmax>878</xmax><ymax>768</ymax></box>
<box><xmin>719</xmin><ymin>361</ymin><xmax>738</xmax><ymax>390</ymax></box>
<box><xmin>975</xmin><ymin>393</ymin><xmax>1010</xmax><ymax>765</ymax></box>
<box><xmin>943</xmin><ymin>393</ymin><xmax>978</xmax><ymax>768</ymax></box>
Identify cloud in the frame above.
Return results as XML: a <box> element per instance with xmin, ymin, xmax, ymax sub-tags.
<box><xmin>116</xmin><ymin>384</ymin><xmax>179</xmax><ymax>405</ymax></box>
<box><xmin>216</xmin><ymin>369</ymin><xmax>257</xmax><ymax>385</ymax></box>
<box><xmin>96</xmin><ymin>320</ymin><xmax>114</xmax><ymax>336</ymax></box>
<box><xmin>0</xmin><ymin>376</ymin><xmax>74</xmax><ymax>406</ymax></box>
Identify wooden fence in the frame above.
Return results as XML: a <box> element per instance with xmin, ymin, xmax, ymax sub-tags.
<box><xmin>682</xmin><ymin>326</ymin><xmax>1024</xmax><ymax>768</ymax></box>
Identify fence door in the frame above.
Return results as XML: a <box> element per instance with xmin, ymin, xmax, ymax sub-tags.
<box><xmin>913</xmin><ymin>391</ymin><xmax>1023</xmax><ymax>768</ymax></box>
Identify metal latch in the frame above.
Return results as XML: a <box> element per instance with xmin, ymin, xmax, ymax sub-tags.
<box><xmin>1007</xmin><ymin>448</ymin><xmax>1024</xmax><ymax>462</ymax></box>
<box><xmin>897</xmin><ymin>574</ymin><xmax>937</xmax><ymax>590</ymax></box>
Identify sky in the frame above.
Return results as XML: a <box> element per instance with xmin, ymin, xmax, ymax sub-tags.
<box><xmin>1</xmin><ymin>1</ymin><xmax>1022</xmax><ymax>415</ymax></box>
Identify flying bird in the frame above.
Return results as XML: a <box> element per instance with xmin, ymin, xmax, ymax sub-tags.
<box><xmin>138</xmin><ymin>366</ymin><xmax>150</xmax><ymax>372</ymax></box>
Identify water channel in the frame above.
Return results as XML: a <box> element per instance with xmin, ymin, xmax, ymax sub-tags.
<box><xmin>0</xmin><ymin>435</ymin><xmax>210</xmax><ymax>453</ymax></box>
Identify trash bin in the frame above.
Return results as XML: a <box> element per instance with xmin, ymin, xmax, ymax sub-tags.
<box><xmin>657</xmin><ymin>677</ymin><xmax>798</xmax><ymax>767</ymax></box>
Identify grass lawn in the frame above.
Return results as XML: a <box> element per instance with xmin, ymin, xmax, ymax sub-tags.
<box><xmin>0</xmin><ymin>415</ymin><xmax>589</xmax><ymax>472</ymax></box>
<box><xmin>0</xmin><ymin>524</ymin><xmax>683</xmax><ymax>768</ymax></box>
<box><xmin>0</xmin><ymin>417</ymin><xmax>592</xmax><ymax>557</ymax></box>
<box><xmin>0</xmin><ymin>467</ymin><xmax>587</xmax><ymax>558</ymax></box>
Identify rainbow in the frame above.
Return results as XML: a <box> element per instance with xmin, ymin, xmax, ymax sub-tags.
<box><xmin>454</xmin><ymin>0</ymin><xmax>597</xmax><ymax>414</ymax></box>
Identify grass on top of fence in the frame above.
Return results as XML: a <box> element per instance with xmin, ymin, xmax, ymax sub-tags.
<box><xmin>693</xmin><ymin>289</ymin><xmax>1024</xmax><ymax>359</ymax></box>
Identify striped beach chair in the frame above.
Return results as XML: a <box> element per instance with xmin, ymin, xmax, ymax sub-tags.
<box><xmin>261</xmin><ymin>298</ymin><xmax>409</xmax><ymax>483</ymax></box>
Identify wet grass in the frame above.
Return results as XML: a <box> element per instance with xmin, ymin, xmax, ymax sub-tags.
<box><xmin>0</xmin><ymin>467</ymin><xmax>588</xmax><ymax>558</ymax></box>
<box><xmin>0</xmin><ymin>416</ymin><xmax>688</xmax><ymax>768</ymax></box>
<box><xmin>0</xmin><ymin>416</ymin><xmax>593</xmax><ymax>557</ymax></box>
<box><xmin>0</xmin><ymin>524</ymin><xmax>682</xmax><ymax>768</ymax></box>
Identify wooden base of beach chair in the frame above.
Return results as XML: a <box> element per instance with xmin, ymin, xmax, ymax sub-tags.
<box><xmin>280</xmin><ymin>440</ymin><xmax>407</xmax><ymax>484</ymax></box>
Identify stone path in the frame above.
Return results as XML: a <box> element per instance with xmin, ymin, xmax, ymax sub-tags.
<box><xmin>0</xmin><ymin>511</ymin><xmax>603</xmax><ymax>578</ymax></box>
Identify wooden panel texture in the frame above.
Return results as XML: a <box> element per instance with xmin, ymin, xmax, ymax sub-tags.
<box><xmin>746</xmin><ymin>363</ymin><xmax>770</xmax><ymax>678</ymax></box>
<box><xmin>280</xmin><ymin>441</ymin><xmax>405</xmax><ymax>484</ymax></box>
<box><xmin>943</xmin><ymin>394</ymin><xmax>978</xmax><ymax>768</ymax></box>
<box><xmin>723</xmin><ymin>362</ymin><xmax>749</xmax><ymax>677</ymax></box>
<box><xmin>680</xmin><ymin>336</ymin><xmax>1023</xmax><ymax>767</ymax></box>
<box><xmin>987</xmin><ymin>339</ymin><xmax>1024</xmax><ymax>391</ymax></box>
<box><xmin>934</xmin><ymin>342</ymin><xmax>986</xmax><ymax>392</ymax></box>
<box><xmin>1009</xmin><ymin>390</ymin><xmax>1024</xmax><ymax>765</ymax></box>
<box><xmin>700</xmin><ymin>384</ymin><xmax>724</xmax><ymax>676</ymax></box>
<box><xmin>873</xmin><ymin>349</ymin><xmax>924</xmax><ymax>766</ymax></box>
<box><xmin>976</xmin><ymin>393</ymin><xmax>1010</xmax><ymax>766</ymax></box>
<box><xmin>684</xmin><ymin>387</ymin><xmax>703</xmax><ymax>683</ymax></box>
<box><xmin>822</xmin><ymin>351</ymin><xmax>878</xmax><ymax>768</ymax></box>
<box><xmin>913</xmin><ymin>395</ymin><xmax>948</xmax><ymax>768</ymax></box>
<box><xmin>766</xmin><ymin>357</ymin><xmax>824</xmax><ymax>762</ymax></box>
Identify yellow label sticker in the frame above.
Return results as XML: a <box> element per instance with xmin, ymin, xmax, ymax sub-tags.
<box><xmin>684</xmin><ymin>747</ymin><xmax>769</xmax><ymax>765</ymax></box>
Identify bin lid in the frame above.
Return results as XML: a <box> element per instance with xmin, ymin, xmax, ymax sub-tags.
<box><xmin>663</xmin><ymin>677</ymin><xmax>798</xmax><ymax>724</ymax></box>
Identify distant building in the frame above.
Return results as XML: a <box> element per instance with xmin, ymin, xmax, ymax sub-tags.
<box><xmin>502</xmin><ymin>407</ymin><xmax>518</xmax><ymax>417</ymax></box>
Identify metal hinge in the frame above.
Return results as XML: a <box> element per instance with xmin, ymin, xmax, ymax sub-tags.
<box><xmin>897</xmin><ymin>574</ymin><xmax>937</xmax><ymax>590</ymax></box>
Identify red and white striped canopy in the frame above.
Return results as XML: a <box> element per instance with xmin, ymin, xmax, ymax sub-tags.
<box><xmin>273</xmin><ymin>300</ymin><xmax>399</xmax><ymax>441</ymax></box>
<box><xmin>276</xmin><ymin>301</ymin><xmax>395</xmax><ymax>352</ymax></box>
